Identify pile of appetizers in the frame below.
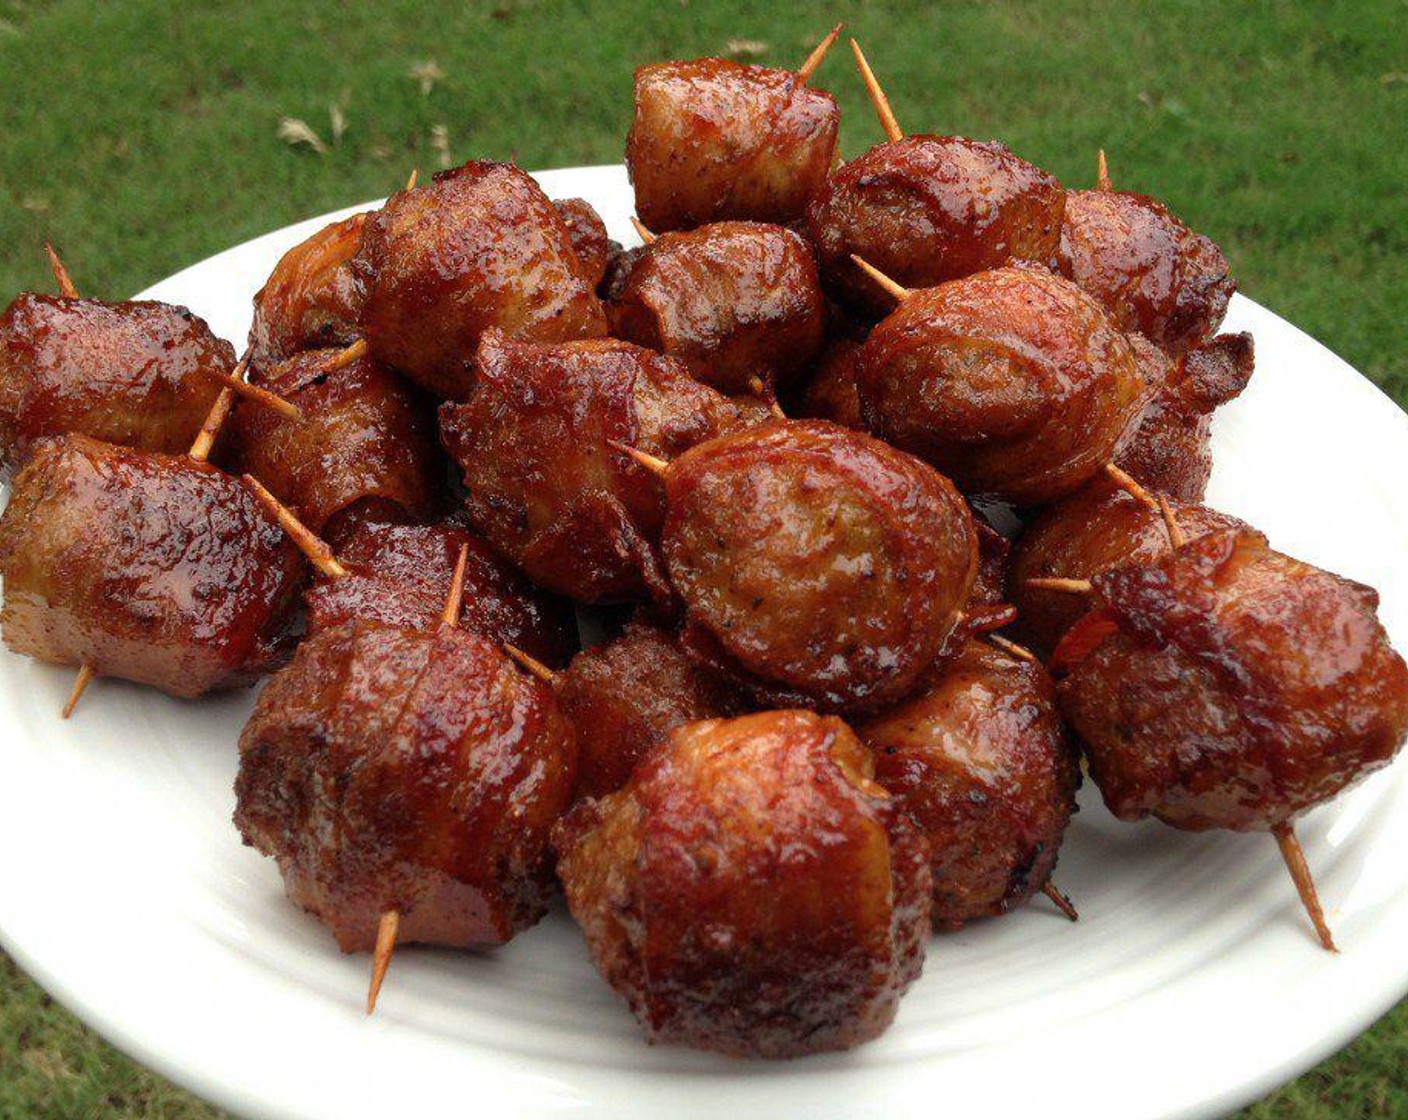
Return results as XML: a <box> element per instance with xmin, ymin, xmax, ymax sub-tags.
<box><xmin>2</xmin><ymin>27</ymin><xmax>1406</xmax><ymax>1059</ymax></box>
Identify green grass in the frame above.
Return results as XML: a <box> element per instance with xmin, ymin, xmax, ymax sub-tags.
<box><xmin>0</xmin><ymin>0</ymin><xmax>1405</xmax><ymax>1115</ymax></box>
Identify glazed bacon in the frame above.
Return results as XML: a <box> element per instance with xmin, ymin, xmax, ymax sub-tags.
<box><xmin>439</xmin><ymin>330</ymin><xmax>756</xmax><ymax>604</ymax></box>
<box><xmin>553</xmin><ymin>197</ymin><xmax>612</xmax><ymax>289</ymax></box>
<box><xmin>554</xmin><ymin>710</ymin><xmax>930</xmax><ymax>1057</ymax></box>
<box><xmin>248</xmin><ymin>213</ymin><xmax>368</xmax><ymax>365</ymax></box>
<box><xmin>1008</xmin><ymin>475</ymin><xmax>1246</xmax><ymax>657</ymax></box>
<box><xmin>354</xmin><ymin>160</ymin><xmax>607</xmax><ymax>399</ymax></box>
<box><xmin>555</xmin><ymin>619</ymin><xmax>743</xmax><ymax>801</ymax></box>
<box><xmin>855</xmin><ymin>264</ymin><xmax>1147</xmax><ymax>506</ymax></box>
<box><xmin>0</xmin><ymin>434</ymin><xmax>304</xmax><ymax>698</ymax></box>
<box><xmin>860</xmin><ymin>640</ymin><xmax>1079</xmax><ymax>928</ymax></box>
<box><xmin>627</xmin><ymin>58</ymin><xmax>839</xmax><ymax>232</ymax></box>
<box><xmin>235</xmin><ymin>619</ymin><xmax>576</xmax><ymax>952</ymax></box>
<box><xmin>305</xmin><ymin>518</ymin><xmax>578</xmax><ymax>668</ymax></box>
<box><xmin>1058</xmin><ymin>186</ymin><xmax>1234</xmax><ymax>354</ymax></box>
<box><xmin>806</xmin><ymin>136</ymin><xmax>1065</xmax><ymax>317</ymax></box>
<box><xmin>0</xmin><ymin>294</ymin><xmax>234</xmax><ymax>478</ymax></box>
<box><xmin>607</xmin><ymin>221</ymin><xmax>826</xmax><ymax>394</ymax></box>
<box><xmin>661</xmin><ymin>420</ymin><xmax>977</xmax><ymax>712</ymax></box>
<box><xmin>1115</xmin><ymin>331</ymin><xmax>1255</xmax><ymax>502</ymax></box>
<box><xmin>1055</xmin><ymin>528</ymin><xmax>1408</xmax><ymax>832</ymax></box>
<box><xmin>228</xmin><ymin>347</ymin><xmax>445</xmax><ymax>542</ymax></box>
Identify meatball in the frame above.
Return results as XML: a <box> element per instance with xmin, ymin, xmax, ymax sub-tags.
<box><xmin>860</xmin><ymin>640</ymin><xmax>1079</xmax><ymax>927</ymax></box>
<box><xmin>796</xmin><ymin>338</ymin><xmax>865</xmax><ymax>430</ymax></box>
<box><xmin>661</xmin><ymin>420</ymin><xmax>977</xmax><ymax>712</ymax></box>
<box><xmin>236</xmin><ymin>620</ymin><xmax>577</xmax><ymax>952</ymax></box>
<box><xmin>553</xmin><ymin>197</ymin><xmax>612</xmax><ymax>288</ymax></box>
<box><xmin>627</xmin><ymin>59</ymin><xmax>839</xmax><ymax>232</ymax></box>
<box><xmin>229</xmin><ymin>347</ymin><xmax>445</xmax><ymax>541</ymax></box>
<box><xmin>1008</xmin><ymin>476</ymin><xmax>1247</xmax><ymax>657</ymax></box>
<box><xmin>439</xmin><ymin>330</ymin><xmax>755</xmax><ymax>604</ymax></box>
<box><xmin>1058</xmin><ymin>188</ymin><xmax>1234</xmax><ymax>354</ymax></box>
<box><xmin>607</xmin><ymin>221</ymin><xmax>827</xmax><ymax>394</ymax></box>
<box><xmin>1115</xmin><ymin>332</ymin><xmax>1254</xmax><ymax>502</ymax></box>
<box><xmin>0</xmin><ymin>434</ymin><xmax>304</xmax><ymax>698</ymax></box>
<box><xmin>855</xmin><ymin>264</ymin><xmax>1147</xmax><ymax>506</ymax></box>
<box><xmin>354</xmin><ymin>160</ymin><xmax>607</xmax><ymax>399</ymax></box>
<box><xmin>248</xmin><ymin>212</ymin><xmax>368</xmax><ymax>364</ymax></box>
<box><xmin>0</xmin><ymin>294</ymin><xmax>234</xmax><ymax>479</ymax></box>
<box><xmin>554</xmin><ymin>710</ymin><xmax>930</xmax><ymax>1057</ymax></box>
<box><xmin>1056</xmin><ymin>528</ymin><xmax>1408</xmax><ymax>831</ymax></box>
<box><xmin>555</xmin><ymin>619</ymin><xmax>744</xmax><ymax>800</ymax></box>
<box><xmin>806</xmin><ymin>136</ymin><xmax>1065</xmax><ymax>318</ymax></box>
<box><xmin>305</xmin><ymin>518</ymin><xmax>578</xmax><ymax>668</ymax></box>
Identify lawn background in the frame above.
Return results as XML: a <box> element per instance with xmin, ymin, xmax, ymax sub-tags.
<box><xmin>1</xmin><ymin>0</ymin><xmax>1406</xmax><ymax>1116</ymax></box>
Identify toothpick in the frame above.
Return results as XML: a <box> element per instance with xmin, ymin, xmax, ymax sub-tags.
<box><xmin>747</xmin><ymin>375</ymin><xmax>787</xmax><ymax>420</ymax></box>
<box><xmin>629</xmin><ymin>216</ymin><xmax>656</xmax><ymax>245</ymax></box>
<box><xmin>206</xmin><ymin>369</ymin><xmax>302</xmax><ymax>421</ymax></box>
<box><xmin>441</xmin><ymin>544</ymin><xmax>469</xmax><ymax>628</ymax></box>
<box><xmin>319</xmin><ymin>338</ymin><xmax>368</xmax><ymax>374</ymax></box>
<box><xmin>1157</xmin><ymin>494</ymin><xmax>1188</xmax><ymax>550</ymax></box>
<box><xmin>987</xmin><ymin>634</ymin><xmax>1037</xmax><ymax>663</ymax></box>
<box><xmin>405</xmin><ymin>168</ymin><xmax>419</xmax><ymax>191</ymax></box>
<box><xmin>796</xmin><ymin>23</ymin><xmax>842</xmax><ymax>85</ymax></box>
<box><xmin>240</xmin><ymin>474</ymin><xmax>347</xmax><ymax>579</ymax></box>
<box><xmin>849</xmin><ymin>255</ymin><xmax>910</xmax><ymax>303</ymax></box>
<box><xmin>1042</xmin><ymin>880</ymin><xmax>1080</xmax><ymax>922</ymax></box>
<box><xmin>849</xmin><ymin>39</ymin><xmax>903</xmax><ymax>143</ymax></box>
<box><xmin>44</xmin><ymin>243</ymin><xmax>79</xmax><ymax>298</ymax></box>
<box><xmin>607</xmin><ymin>440</ymin><xmax>669</xmax><ymax>477</ymax></box>
<box><xmin>1272</xmin><ymin>822</ymin><xmax>1338</xmax><ymax>952</ymax></box>
<box><xmin>61</xmin><ymin>663</ymin><xmax>96</xmax><ymax>719</ymax></box>
<box><xmin>366</xmin><ymin>909</ymin><xmax>400</xmax><ymax>1014</ymax></box>
<box><xmin>1096</xmin><ymin>149</ymin><xmax>1112</xmax><ymax>192</ymax></box>
<box><xmin>503</xmin><ymin>643</ymin><xmax>556</xmax><ymax>684</ymax></box>
<box><xmin>1024</xmin><ymin>577</ymin><xmax>1094</xmax><ymax>595</ymax></box>
<box><xmin>1104</xmin><ymin>463</ymin><xmax>1159</xmax><ymax>512</ymax></box>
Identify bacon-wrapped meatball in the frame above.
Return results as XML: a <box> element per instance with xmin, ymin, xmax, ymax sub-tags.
<box><xmin>627</xmin><ymin>59</ymin><xmax>839</xmax><ymax>232</ymax></box>
<box><xmin>248</xmin><ymin>213</ymin><xmax>367</xmax><ymax>365</ymax></box>
<box><xmin>806</xmin><ymin>137</ymin><xmax>1065</xmax><ymax>318</ymax></box>
<box><xmin>555</xmin><ymin>710</ymin><xmax>929</xmax><ymax>1057</ymax></box>
<box><xmin>1008</xmin><ymin>477</ymin><xmax>1246</xmax><ymax>657</ymax></box>
<box><xmin>305</xmin><ymin>518</ymin><xmax>577</xmax><ymax>667</ymax></box>
<box><xmin>1114</xmin><ymin>332</ymin><xmax>1254</xmax><ymax>502</ymax></box>
<box><xmin>1058</xmin><ymin>187</ymin><xmax>1234</xmax><ymax>354</ymax></box>
<box><xmin>608</xmin><ymin>222</ymin><xmax>826</xmax><ymax>395</ymax></box>
<box><xmin>1055</xmin><ymin>529</ymin><xmax>1408</xmax><ymax>833</ymax></box>
<box><xmin>860</xmin><ymin>640</ymin><xmax>1078</xmax><ymax>928</ymax></box>
<box><xmin>228</xmin><ymin>347</ymin><xmax>444</xmax><ymax>542</ymax></box>
<box><xmin>553</xmin><ymin>198</ymin><xmax>612</xmax><ymax>289</ymax></box>
<box><xmin>235</xmin><ymin>620</ymin><xmax>576</xmax><ymax>952</ymax></box>
<box><xmin>855</xmin><ymin>264</ymin><xmax>1147</xmax><ymax>505</ymax></box>
<box><xmin>0</xmin><ymin>294</ymin><xmax>233</xmax><ymax>478</ymax></box>
<box><xmin>661</xmin><ymin>420</ymin><xmax>977</xmax><ymax>712</ymax></box>
<box><xmin>0</xmin><ymin>434</ymin><xmax>303</xmax><ymax>698</ymax></box>
<box><xmin>555</xmin><ymin>619</ymin><xmax>743</xmax><ymax>800</ymax></box>
<box><xmin>354</xmin><ymin>160</ymin><xmax>607</xmax><ymax>399</ymax></box>
<box><xmin>439</xmin><ymin>330</ymin><xmax>754</xmax><ymax>604</ymax></box>
<box><xmin>796</xmin><ymin>338</ymin><xmax>865</xmax><ymax>430</ymax></box>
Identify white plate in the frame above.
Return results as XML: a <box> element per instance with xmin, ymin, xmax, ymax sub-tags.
<box><xmin>3</xmin><ymin>165</ymin><xmax>1408</xmax><ymax>1120</ymax></box>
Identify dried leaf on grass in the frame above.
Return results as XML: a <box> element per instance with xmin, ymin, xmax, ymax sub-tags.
<box><xmin>277</xmin><ymin>117</ymin><xmax>328</xmax><ymax>154</ymax></box>
<box><xmin>409</xmin><ymin>60</ymin><xmax>445</xmax><ymax>96</ymax></box>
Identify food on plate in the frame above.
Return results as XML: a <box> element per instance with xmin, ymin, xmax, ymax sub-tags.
<box><xmin>654</xmin><ymin>419</ymin><xmax>976</xmax><ymax>712</ymax></box>
<box><xmin>354</xmin><ymin>160</ymin><xmax>608</xmax><ymax>399</ymax></box>
<box><xmin>859</xmin><ymin>639</ymin><xmax>1080</xmax><ymax>927</ymax></box>
<box><xmin>555</xmin><ymin>709</ymin><xmax>929</xmax><ymax>1056</ymax></box>
<box><xmin>852</xmin><ymin>261</ymin><xmax>1147</xmax><ymax>505</ymax></box>
<box><xmin>626</xmin><ymin>27</ymin><xmax>841</xmax><ymax>232</ymax></box>
<box><xmin>805</xmin><ymin>42</ymin><xmax>1064</xmax><ymax>317</ymax></box>
<box><xmin>607</xmin><ymin>220</ymin><xmax>826</xmax><ymax>394</ymax></box>
<box><xmin>248</xmin><ymin>213</ymin><xmax>368</xmax><ymax>365</ymax></box>
<box><xmin>1053</xmin><ymin>521</ymin><xmax>1408</xmax><ymax>949</ymax></box>
<box><xmin>439</xmin><ymin>329</ymin><xmax>757</xmax><ymax>604</ymax></box>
